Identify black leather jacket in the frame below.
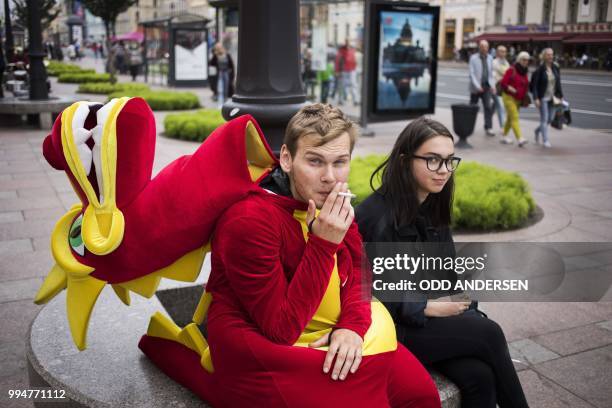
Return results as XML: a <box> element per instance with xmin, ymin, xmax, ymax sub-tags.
<box><xmin>356</xmin><ymin>192</ymin><xmax>478</xmax><ymax>328</ymax></box>
<box><xmin>530</xmin><ymin>63</ymin><xmax>563</xmax><ymax>101</ymax></box>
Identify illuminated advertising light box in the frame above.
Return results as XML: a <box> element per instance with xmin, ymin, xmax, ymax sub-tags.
<box><xmin>364</xmin><ymin>1</ymin><xmax>440</xmax><ymax>122</ymax></box>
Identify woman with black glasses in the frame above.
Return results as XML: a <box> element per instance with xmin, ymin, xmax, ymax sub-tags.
<box><xmin>356</xmin><ymin>117</ymin><xmax>529</xmax><ymax>408</ymax></box>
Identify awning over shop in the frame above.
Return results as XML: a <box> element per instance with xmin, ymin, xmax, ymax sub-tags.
<box><xmin>113</xmin><ymin>31</ymin><xmax>144</xmax><ymax>43</ymax></box>
<box><xmin>472</xmin><ymin>32</ymin><xmax>570</xmax><ymax>43</ymax></box>
<box><xmin>564</xmin><ymin>32</ymin><xmax>612</xmax><ymax>44</ymax></box>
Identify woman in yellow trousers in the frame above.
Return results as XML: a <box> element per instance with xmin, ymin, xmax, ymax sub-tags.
<box><xmin>500</xmin><ymin>52</ymin><xmax>530</xmax><ymax>147</ymax></box>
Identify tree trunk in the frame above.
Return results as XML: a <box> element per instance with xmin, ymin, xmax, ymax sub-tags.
<box><xmin>105</xmin><ymin>21</ymin><xmax>116</xmax><ymax>83</ymax></box>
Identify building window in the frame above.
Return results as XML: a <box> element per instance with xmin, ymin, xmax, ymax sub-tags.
<box><xmin>542</xmin><ymin>0</ymin><xmax>552</xmax><ymax>25</ymax></box>
<box><xmin>518</xmin><ymin>0</ymin><xmax>526</xmax><ymax>24</ymax></box>
<box><xmin>463</xmin><ymin>18</ymin><xmax>475</xmax><ymax>45</ymax></box>
<box><xmin>568</xmin><ymin>0</ymin><xmax>578</xmax><ymax>23</ymax></box>
<box><xmin>495</xmin><ymin>0</ymin><xmax>503</xmax><ymax>25</ymax></box>
<box><xmin>596</xmin><ymin>0</ymin><xmax>609</xmax><ymax>22</ymax></box>
<box><xmin>444</xmin><ymin>19</ymin><xmax>455</xmax><ymax>60</ymax></box>
<box><xmin>345</xmin><ymin>23</ymin><xmax>350</xmax><ymax>40</ymax></box>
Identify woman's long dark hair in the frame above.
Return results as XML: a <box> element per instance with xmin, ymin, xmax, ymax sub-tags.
<box><xmin>370</xmin><ymin>117</ymin><xmax>455</xmax><ymax>228</ymax></box>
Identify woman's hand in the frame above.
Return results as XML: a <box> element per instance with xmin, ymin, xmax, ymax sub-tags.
<box><xmin>507</xmin><ymin>85</ymin><xmax>517</xmax><ymax>94</ymax></box>
<box><xmin>309</xmin><ymin>328</ymin><xmax>363</xmax><ymax>380</ymax></box>
<box><xmin>535</xmin><ymin>99</ymin><xmax>541</xmax><ymax>108</ymax></box>
<box><xmin>424</xmin><ymin>301</ymin><xmax>471</xmax><ymax>317</ymax></box>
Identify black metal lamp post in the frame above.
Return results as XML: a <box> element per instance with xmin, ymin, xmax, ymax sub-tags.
<box><xmin>26</xmin><ymin>0</ymin><xmax>48</xmax><ymax>100</ymax></box>
<box><xmin>221</xmin><ymin>0</ymin><xmax>307</xmax><ymax>154</ymax></box>
<box><xmin>3</xmin><ymin>0</ymin><xmax>14</xmax><ymax>61</ymax></box>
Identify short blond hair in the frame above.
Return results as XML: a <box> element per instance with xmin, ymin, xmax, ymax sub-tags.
<box><xmin>284</xmin><ymin>103</ymin><xmax>358</xmax><ymax>157</ymax></box>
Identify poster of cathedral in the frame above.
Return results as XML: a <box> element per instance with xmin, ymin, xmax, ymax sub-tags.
<box><xmin>365</xmin><ymin>1</ymin><xmax>439</xmax><ymax>122</ymax></box>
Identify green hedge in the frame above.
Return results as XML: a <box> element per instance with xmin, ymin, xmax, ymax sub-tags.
<box><xmin>164</xmin><ymin>109</ymin><xmax>225</xmax><ymax>142</ymax></box>
<box><xmin>77</xmin><ymin>82</ymin><xmax>150</xmax><ymax>94</ymax></box>
<box><xmin>46</xmin><ymin>61</ymin><xmax>95</xmax><ymax>76</ymax></box>
<box><xmin>58</xmin><ymin>72</ymin><xmax>111</xmax><ymax>83</ymax></box>
<box><xmin>108</xmin><ymin>90</ymin><xmax>200</xmax><ymax>111</ymax></box>
<box><xmin>349</xmin><ymin>155</ymin><xmax>535</xmax><ymax>231</ymax></box>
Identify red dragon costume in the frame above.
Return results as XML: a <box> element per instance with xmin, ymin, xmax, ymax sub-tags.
<box><xmin>35</xmin><ymin>97</ymin><xmax>440</xmax><ymax>407</ymax></box>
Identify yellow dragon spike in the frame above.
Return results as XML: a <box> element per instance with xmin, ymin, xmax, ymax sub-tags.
<box><xmin>111</xmin><ymin>284</ymin><xmax>131</xmax><ymax>306</ymax></box>
<box><xmin>34</xmin><ymin>264</ymin><xmax>68</xmax><ymax>305</ymax></box>
<box><xmin>66</xmin><ymin>274</ymin><xmax>107</xmax><ymax>351</ymax></box>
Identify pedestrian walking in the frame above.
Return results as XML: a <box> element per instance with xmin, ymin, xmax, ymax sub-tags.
<box><xmin>110</xmin><ymin>41</ymin><xmax>127</xmax><ymax>74</ymax></box>
<box><xmin>468</xmin><ymin>40</ymin><xmax>496</xmax><ymax>136</ymax></box>
<box><xmin>531</xmin><ymin>48</ymin><xmax>564</xmax><ymax>148</ymax></box>
<box><xmin>209</xmin><ymin>43</ymin><xmax>235</xmax><ymax>106</ymax></box>
<box><xmin>500</xmin><ymin>51</ymin><xmax>531</xmax><ymax>146</ymax></box>
<box><xmin>318</xmin><ymin>57</ymin><xmax>334</xmax><ymax>103</ymax></box>
<box><xmin>335</xmin><ymin>39</ymin><xmax>358</xmax><ymax>106</ymax></box>
<box><xmin>128</xmin><ymin>44</ymin><xmax>143</xmax><ymax>81</ymax></box>
<box><xmin>492</xmin><ymin>45</ymin><xmax>510</xmax><ymax>131</ymax></box>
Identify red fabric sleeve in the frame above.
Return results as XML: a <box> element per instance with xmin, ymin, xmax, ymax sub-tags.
<box><xmin>215</xmin><ymin>211</ymin><xmax>340</xmax><ymax>345</ymax></box>
<box><xmin>333</xmin><ymin>222</ymin><xmax>372</xmax><ymax>339</ymax></box>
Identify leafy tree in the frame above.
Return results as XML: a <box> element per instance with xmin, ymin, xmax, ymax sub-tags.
<box><xmin>12</xmin><ymin>0</ymin><xmax>61</xmax><ymax>31</ymax></box>
<box><xmin>81</xmin><ymin>0</ymin><xmax>137</xmax><ymax>81</ymax></box>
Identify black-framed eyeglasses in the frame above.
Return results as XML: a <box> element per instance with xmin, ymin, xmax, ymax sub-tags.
<box><xmin>413</xmin><ymin>155</ymin><xmax>461</xmax><ymax>172</ymax></box>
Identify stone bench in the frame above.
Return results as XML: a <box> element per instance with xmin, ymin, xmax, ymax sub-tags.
<box><xmin>0</xmin><ymin>96</ymin><xmax>75</xmax><ymax>129</ymax></box>
<box><xmin>27</xmin><ymin>283</ymin><xmax>460</xmax><ymax>407</ymax></box>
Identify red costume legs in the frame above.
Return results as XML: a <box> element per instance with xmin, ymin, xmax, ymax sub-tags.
<box><xmin>387</xmin><ymin>344</ymin><xmax>441</xmax><ymax>408</ymax></box>
<box><xmin>139</xmin><ymin>327</ymin><xmax>441</xmax><ymax>408</ymax></box>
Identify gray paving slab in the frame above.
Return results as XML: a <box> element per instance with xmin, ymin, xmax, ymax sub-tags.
<box><xmin>0</xmin><ymin>219</ymin><xmax>57</xmax><ymax>241</ymax></box>
<box><xmin>0</xmin><ymin>300</ymin><xmax>43</xmax><ymax>344</ymax></box>
<box><xmin>0</xmin><ymin>278</ymin><xmax>44</xmax><ymax>303</ymax></box>
<box><xmin>534</xmin><ymin>344</ymin><xmax>612</xmax><ymax>408</ymax></box>
<box><xmin>0</xmin><ymin>239</ymin><xmax>33</xmax><ymax>256</ymax></box>
<box><xmin>518</xmin><ymin>369</ymin><xmax>594</xmax><ymax>408</ymax></box>
<box><xmin>532</xmin><ymin>324</ymin><xmax>612</xmax><ymax>356</ymax></box>
<box><xmin>597</xmin><ymin>319</ymin><xmax>612</xmax><ymax>332</ymax></box>
<box><xmin>479</xmin><ymin>302</ymin><xmax>612</xmax><ymax>342</ymax></box>
<box><xmin>0</xmin><ymin>212</ymin><xmax>24</xmax><ymax>224</ymax></box>
<box><xmin>0</xmin><ymin>340</ymin><xmax>27</xmax><ymax>379</ymax></box>
<box><xmin>0</xmin><ymin>250</ymin><xmax>54</xmax><ymax>281</ymax></box>
<box><xmin>0</xmin><ymin>374</ymin><xmax>31</xmax><ymax>408</ymax></box>
<box><xmin>508</xmin><ymin>338</ymin><xmax>560</xmax><ymax>365</ymax></box>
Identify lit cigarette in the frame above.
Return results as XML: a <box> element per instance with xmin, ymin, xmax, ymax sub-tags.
<box><xmin>338</xmin><ymin>192</ymin><xmax>357</xmax><ymax>199</ymax></box>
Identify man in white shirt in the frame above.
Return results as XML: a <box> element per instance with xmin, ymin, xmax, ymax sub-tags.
<box><xmin>469</xmin><ymin>40</ymin><xmax>496</xmax><ymax>136</ymax></box>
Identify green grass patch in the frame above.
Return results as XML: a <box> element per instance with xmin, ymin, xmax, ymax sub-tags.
<box><xmin>349</xmin><ymin>155</ymin><xmax>536</xmax><ymax>231</ymax></box>
<box><xmin>163</xmin><ymin>109</ymin><xmax>225</xmax><ymax>142</ymax></box>
<box><xmin>77</xmin><ymin>82</ymin><xmax>150</xmax><ymax>94</ymax></box>
<box><xmin>58</xmin><ymin>72</ymin><xmax>111</xmax><ymax>83</ymax></box>
<box><xmin>107</xmin><ymin>90</ymin><xmax>200</xmax><ymax>111</ymax></box>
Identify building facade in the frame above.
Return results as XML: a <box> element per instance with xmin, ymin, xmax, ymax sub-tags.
<box><xmin>478</xmin><ymin>0</ymin><xmax>612</xmax><ymax>68</ymax></box>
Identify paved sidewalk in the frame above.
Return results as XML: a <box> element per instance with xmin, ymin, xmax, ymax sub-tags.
<box><xmin>0</xmin><ymin>61</ymin><xmax>611</xmax><ymax>407</ymax></box>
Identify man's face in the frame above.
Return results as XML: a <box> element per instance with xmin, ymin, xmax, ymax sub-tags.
<box><xmin>497</xmin><ymin>47</ymin><xmax>507</xmax><ymax>59</ymax></box>
<box><xmin>479</xmin><ymin>41</ymin><xmax>489</xmax><ymax>55</ymax></box>
<box><xmin>280</xmin><ymin>132</ymin><xmax>351</xmax><ymax>209</ymax></box>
